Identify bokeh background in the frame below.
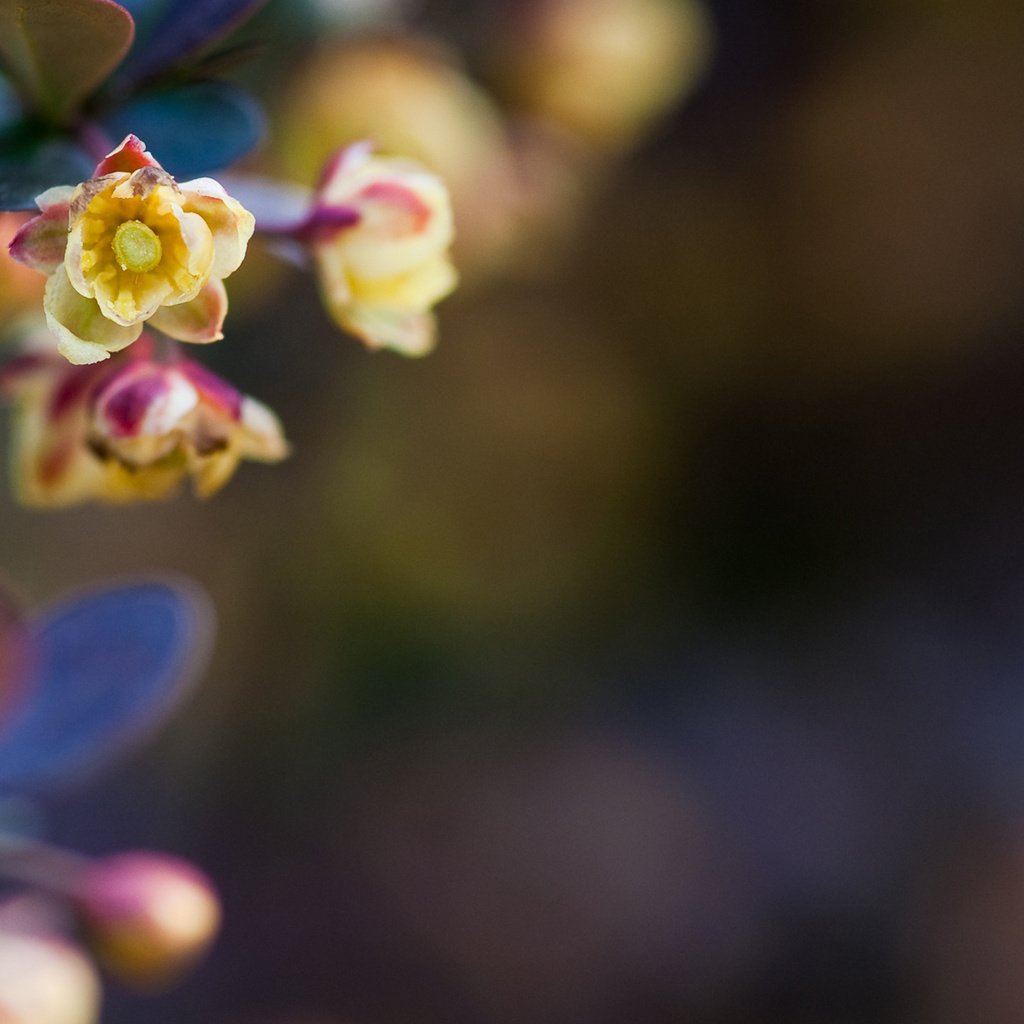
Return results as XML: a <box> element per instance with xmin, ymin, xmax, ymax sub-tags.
<box><xmin>8</xmin><ymin>0</ymin><xmax>1024</xmax><ymax>1020</ymax></box>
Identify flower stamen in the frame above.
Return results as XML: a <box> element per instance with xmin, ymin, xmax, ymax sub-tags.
<box><xmin>111</xmin><ymin>221</ymin><xmax>162</xmax><ymax>274</ymax></box>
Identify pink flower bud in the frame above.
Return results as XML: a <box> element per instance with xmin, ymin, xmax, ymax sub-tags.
<box><xmin>74</xmin><ymin>852</ymin><xmax>220</xmax><ymax>989</ymax></box>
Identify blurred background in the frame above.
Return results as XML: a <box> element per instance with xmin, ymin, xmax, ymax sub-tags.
<box><xmin>8</xmin><ymin>0</ymin><xmax>1024</xmax><ymax>1020</ymax></box>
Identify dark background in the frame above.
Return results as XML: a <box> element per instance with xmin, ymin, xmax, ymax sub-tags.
<box><xmin>7</xmin><ymin>0</ymin><xmax>1024</xmax><ymax>1021</ymax></box>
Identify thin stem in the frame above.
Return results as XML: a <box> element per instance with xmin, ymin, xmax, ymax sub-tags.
<box><xmin>0</xmin><ymin>834</ymin><xmax>91</xmax><ymax>898</ymax></box>
<box><xmin>76</xmin><ymin>121</ymin><xmax>117</xmax><ymax>165</ymax></box>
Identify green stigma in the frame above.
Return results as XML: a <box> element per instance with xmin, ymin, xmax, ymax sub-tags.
<box><xmin>111</xmin><ymin>220</ymin><xmax>162</xmax><ymax>274</ymax></box>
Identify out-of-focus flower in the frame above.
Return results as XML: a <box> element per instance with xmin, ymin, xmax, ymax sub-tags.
<box><xmin>277</xmin><ymin>38</ymin><xmax>520</xmax><ymax>279</ymax></box>
<box><xmin>0</xmin><ymin>919</ymin><xmax>100</xmax><ymax>1024</ymax></box>
<box><xmin>496</xmin><ymin>0</ymin><xmax>712</xmax><ymax>151</ymax></box>
<box><xmin>0</xmin><ymin>334</ymin><xmax>288</xmax><ymax>506</ymax></box>
<box><xmin>296</xmin><ymin>142</ymin><xmax>457</xmax><ymax>356</ymax></box>
<box><xmin>74</xmin><ymin>851</ymin><xmax>220</xmax><ymax>989</ymax></box>
<box><xmin>9</xmin><ymin>136</ymin><xmax>255</xmax><ymax>365</ymax></box>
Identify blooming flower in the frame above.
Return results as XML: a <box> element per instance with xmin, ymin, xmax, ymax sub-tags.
<box><xmin>9</xmin><ymin>136</ymin><xmax>255</xmax><ymax>365</ymax></box>
<box><xmin>1</xmin><ymin>335</ymin><xmax>287</xmax><ymax>506</ymax></box>
<box><xmin>300</xmin><ymin>142</ymin><xmax>457</xmax><ymax>356</ymax></box>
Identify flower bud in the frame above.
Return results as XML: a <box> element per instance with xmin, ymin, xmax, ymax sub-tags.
<box><xmin>74</xmin><ymin>852</ymin><xmax>220</xmax><ymax>989</ymax></box>
<box><xmin>0</xmin><ymin>925</ymin><xmax>100</xmax><ymax>1024</ymax></box>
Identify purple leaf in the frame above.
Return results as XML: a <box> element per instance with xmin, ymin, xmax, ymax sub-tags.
<box><xmin>0</xmin><ymin>577</ymin><xmax>214</xmax><ymax>795</ymax></box>
<box><xmin>101</xmin><ymin>82</ymin><xmax>265</xmax><ymax>178</ymax></box>
<box><xmin>119</xmin><ymin>0</ymin><xmax>270</xmax><ymax>83</ymax></box>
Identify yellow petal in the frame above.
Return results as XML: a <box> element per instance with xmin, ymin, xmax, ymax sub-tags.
<box><xmin>44</xmin><ymin>268</ymin><xmax>142</xmax><ymax>364</ymax></box>
<box><xmin>179</xmin><ymin>179</ymin><xmax>255</xmax><ymax>280</ymax></box>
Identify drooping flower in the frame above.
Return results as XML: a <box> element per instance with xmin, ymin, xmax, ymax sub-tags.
<box><xmin>295</xmin><ymin>142</ymin><xmax>457</xmax><ymax>356</ymax></box>
<box><xmin>0</xmin><ymin>334</ymin><xmax>287</xmax><ymax>506</ymax></box>
<box><xmin>278</xmin><ymin>38</ymin><xmax>521</xmax><ymax>278</ymax></box>
<box><xmin>9</xmin><ymin>136</ymin><xmax>255</xmax><ymax>365</ymax></box>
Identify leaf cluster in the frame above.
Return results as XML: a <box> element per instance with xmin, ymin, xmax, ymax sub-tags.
<box><xmin>0</xmin><ymin>0</ymin><xmax>269</xmax><ymax>209</ymax></box>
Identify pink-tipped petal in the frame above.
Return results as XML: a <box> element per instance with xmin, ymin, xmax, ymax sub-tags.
<box><xmin>148</xmin><ymin>279</ymin><xmax>227</xmax><ymax>344</ymax></box>
<box><xmin>93</xmin><ymin>135</ymin><xmax>161</xmax><ymax>177</ymax></box>
<box><xmin>316</xmin><ymin>140</ymin><xmax>375</xmax><ymax>194</ymax></box>
<box><xmin>178</xmin><ymin>359</ymin><xmax>241</xmax><ymax>418</ymax></box>
<box><xmin>8</xmin><ymin>204</ymin><xmax>70</xmax><ymax>273</ymax></box>
<box><xmin>95</xmin><ymin>364</ymin><xmax>199</xmax><ymax>439</ymax></box>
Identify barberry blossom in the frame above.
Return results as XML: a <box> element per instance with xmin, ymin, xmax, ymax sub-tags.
<box><xmin>301</xmin><ymin>142</ymin><xmax>457</xmax><ymax>356</ymax></box>
<box><xmin>9</xmin><ymin>136</ymin><xmax>255</xmax><ymax>365</ymax></box>
<box><xmin>1</xmin><ymin>336</ymin><xmax>287</xmax><ymax>506</ymax></box>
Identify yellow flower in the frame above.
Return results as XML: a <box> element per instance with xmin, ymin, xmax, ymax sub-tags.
<box><xmin>0</xmin><ymin>333</ymin><xmax>287</xmax><ymax>506</ymax></box>
<box><xmin>308</xmin><ymin>143</ymin><xmax>458</xmax><ymax>356</ymax></box>
<box><xmin>9</xmin><ymin>136</ymin><xmax>254</xmax><ymax>365</ymax></box>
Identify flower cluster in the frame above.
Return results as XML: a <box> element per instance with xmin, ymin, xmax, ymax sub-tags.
<box><xmin>1</xmin><ymin>133</ymin><xmax>459</xmax><ymax>506</ymax></box>
<box><xmin>1</xmin><ymin>334</ymin><xmax>286</xmax><ymax>505</ymax></box>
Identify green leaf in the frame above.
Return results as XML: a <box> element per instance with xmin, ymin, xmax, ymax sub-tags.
<box><xmin>0</xmin><ymin>129</ymin><xmax>92</xmax><ymax>210</ymax></box>
<box><xmin>0</xmin><ymin>0</ymin><xmax>135</xmax><ymax>122</ymax></box>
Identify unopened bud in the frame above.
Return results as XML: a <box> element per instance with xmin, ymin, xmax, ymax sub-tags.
<box><xmin>74</xmin><ymin>852</ymin><xmax>220</xmax><ymax>989</ymax></box>
<box><xmin>0</xmin><ymin>925</ymin><xmax>100</xmax><ymax>1024</ymax></box>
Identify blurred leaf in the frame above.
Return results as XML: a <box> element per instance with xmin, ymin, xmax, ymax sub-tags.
<box><xmin>101</xmin><ymin>81</ymin><xmax>264</xmax><ymax>177</ymax></box>
<box><xmin>0</xmin><ymin>0</ymin><xmax>135</xmax><ymax>122</ymax></box>
<box><xmin>174</xmin><ymin>39</ymin><xmax>267</xmax><ymax>80</ymax></box>
<box><xmin>0</xmin><ymin>130</ymin><xmax>93</xmax><ymax>210</ymax></box>
<box><xmin>114</xmin><ymin>0</ymin><xmax>172</xmax><ymax>50</ymax></box>
<box><xmin>117</xmin><ymin>0</ymin><xmax>270</xmax><ymax>84</ymax></box>
<box><xmin>0</xmin><ymin>577</ymin><xmax>214</xmax><ymax>795</ymax></box>
<box><xmin>0</xmin><ymin>75</ymin><xmax>21</xmax><ymax>134</ymax></box>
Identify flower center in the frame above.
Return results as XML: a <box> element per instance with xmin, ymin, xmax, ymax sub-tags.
<box><xmin>111</xmin><ymin>220</ymin><xmax>162</xmax><ymax>274</ymax></box>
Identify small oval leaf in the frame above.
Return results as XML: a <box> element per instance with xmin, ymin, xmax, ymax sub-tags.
<box><xmin>0</xmin><ymin>577</ymin><xmax>214</xmax><ymax>795</ymax></box>
<box><xmin>101</xmin><ymin>82</ymin><xmax>264</xmax><ymax>177</ymax></box>
<box><xmin>119</xmin><ymin>0</ymin><xmax>269</xmax><ymax>84</ymax></box>
<box><xmin>0</xmin><ymin>0</ymin><xmax>135</xmax><ymax>122</ymax></box>
<box><xmin>0</xmin><ymin>131</ymin><xmax>93</xmax><ymax>211</ymax></box>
